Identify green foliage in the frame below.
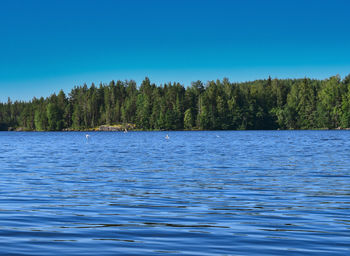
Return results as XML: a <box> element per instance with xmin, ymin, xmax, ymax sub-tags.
<box><xmin>184</xmin><ymin>108</ymin><xmax>194</xmax><ymax>130</ymax></box>
<box><xmin>46</xmin><ymin>103</ymin><xmax>63</xmax><ymax>131</ymax></box>
<box><xmin>317</xmin><ymin>76</ymin><xmax>343</xmax><ymax>128</ymax></box>
<box><xmin>2</xmin><ymin>75</ymin><xmax>350</xmax><ymax>131</ymax></box>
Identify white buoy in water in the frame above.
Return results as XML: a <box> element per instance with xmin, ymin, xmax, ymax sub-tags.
<box><xmin>86</xmin><ymin>134</ymin><xmax>90</xmax><ymax>139</ymax></box>
<box><xmin>165</xmin><ymin>134</ymin><xmax>170</xmax><ymax>140</ymax></box>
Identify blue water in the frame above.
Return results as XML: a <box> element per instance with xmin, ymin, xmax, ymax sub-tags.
<box><xmin>0</xmin><ymin>131</ymin><xmax>349</xmax><ymax>255</ymax></box>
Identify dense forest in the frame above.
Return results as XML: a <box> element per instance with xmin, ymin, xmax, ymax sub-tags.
<box><xmin>1</xmin><ymin>75</ymin><xmax>350</xmax><ymax>131</ymax></box>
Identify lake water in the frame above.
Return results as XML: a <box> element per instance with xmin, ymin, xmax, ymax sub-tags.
<box><xmin>0</xmin><ymin>130</ymin><xmax>349</xmax><ymax>255</ymax></box>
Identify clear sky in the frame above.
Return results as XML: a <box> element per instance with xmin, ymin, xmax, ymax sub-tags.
<box><xmin>1</xmin><ymin>0</ymin><xmax>350</xmax><ymax>102</ymax></box>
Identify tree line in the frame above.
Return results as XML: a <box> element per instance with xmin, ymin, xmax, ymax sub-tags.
<box><xmin>1</xmin><ymin>75</ymin><xmax>350</xmax><ymax>131</ymax></box>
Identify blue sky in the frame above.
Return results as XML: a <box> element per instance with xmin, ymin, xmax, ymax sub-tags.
<box><xmin>1</xmin><ymin>0</ymin><xmax>350</xmax><ymax>102</ymax></box>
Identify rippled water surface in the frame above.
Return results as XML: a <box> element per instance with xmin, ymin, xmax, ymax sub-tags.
<box><xmin>0</xmin><ymin>131</ymin><xmax>349</xmax><ymax>255</ymax></box>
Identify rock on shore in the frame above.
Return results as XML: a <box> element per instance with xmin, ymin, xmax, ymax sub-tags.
<box><xmin>98</xmin><ymin>124</ymin><xmax>135</xmax><ymax>131</ymax></box>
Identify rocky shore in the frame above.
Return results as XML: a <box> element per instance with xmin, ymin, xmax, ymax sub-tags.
<box><xmin>97</xmin><ymin>124</ymin><xmax>135</xmax><ymax>131</ymax></box>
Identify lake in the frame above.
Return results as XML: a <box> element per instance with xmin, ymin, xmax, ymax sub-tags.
<box><xmin>0</xmin><ymin>130</ymin><xmax>349</xmax><ymax>255</ymax></box>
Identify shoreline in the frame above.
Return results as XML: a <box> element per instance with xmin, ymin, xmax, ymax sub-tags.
<box><xmin>3</xmin><ymin>127</ymin><xmax>350</xmax><ymax>132</ymax></box>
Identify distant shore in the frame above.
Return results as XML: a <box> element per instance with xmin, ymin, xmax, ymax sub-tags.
<box><xmin>2</xmin><ymin>76</ymin><xmax>350</xmax><ymax>132</ymax></box>
<box><xmin>4</xmin><ymin>126</ymin><xmax>350</xmax><ymax>132</ymax></box>
<box><xmin>6</xmin><ymin>124</ymin><xmax>136</xmax><ymax>132</ymax></box>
